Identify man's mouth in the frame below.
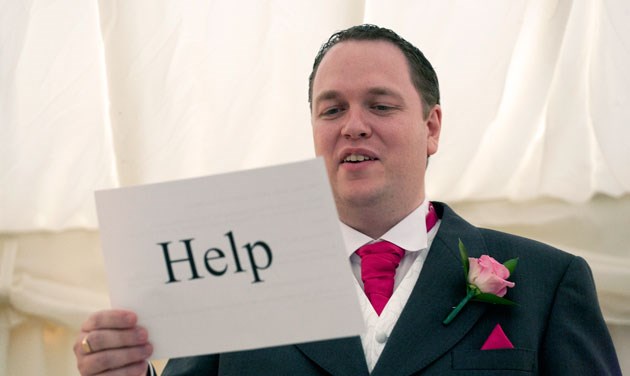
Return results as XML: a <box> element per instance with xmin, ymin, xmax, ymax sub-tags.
<box><xmin>342</xmin><ymin>154</ymin><xmax>377</xmax><ymax>163</ymax></box>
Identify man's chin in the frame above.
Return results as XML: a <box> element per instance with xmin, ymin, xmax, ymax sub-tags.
<box><xmin>336</xmin><ymin>189</ymin><xmax>383</xmax><ymax>209</ymax></box>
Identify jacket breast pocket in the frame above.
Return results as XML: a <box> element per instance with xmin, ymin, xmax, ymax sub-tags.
<box><xmin>451</xmin><ymin>348</ymin><xmax>536</xmax><ymax>372</ymax></box>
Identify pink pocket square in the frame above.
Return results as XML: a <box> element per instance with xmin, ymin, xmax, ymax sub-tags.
<box><xmin>481</xmin><ymin>324</ymin><xmax>515</xmax><ymax>350</ymax></box>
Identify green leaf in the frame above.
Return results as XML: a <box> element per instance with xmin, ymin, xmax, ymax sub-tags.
<box><xmin>473</xmin><ymin>293</ymin><xmax>518</xmax><ymax>306</ymax></box>
<box><xmin>503</xmin><ymin>258</ymin><xmax>519</xmax><ymax>275</ymax></box>
<box><xmin>458</xmin><ymin>238</ymin><xmax>469</xmax><ymax>279</ymax></box>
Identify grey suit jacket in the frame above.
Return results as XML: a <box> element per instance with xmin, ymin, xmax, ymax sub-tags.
<box><xmin>161</xmin><ymin>202</ymin><xmax>621</xmax><ymax>375</ymax></box>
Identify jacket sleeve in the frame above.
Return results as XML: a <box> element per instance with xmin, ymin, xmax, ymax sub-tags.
<box><xmin>160</xmin><ymin>354</ymin><xmax>219</xmax><ymax>376</ymax></box>
<box><xmin>539</xmin><ymin>256</ymin><xmax>621</xmax><ymax>375</ymax></box>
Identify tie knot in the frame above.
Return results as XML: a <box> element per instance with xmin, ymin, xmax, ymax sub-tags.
<box><xmin>356</xmin><ymin>241</ymin><xmax>405</xmax><ymax>260</ymax></box>
<box><xmin>355</xmin><ymin>241</ymin><xmax>405</xmax><ymax>315</ymax></box>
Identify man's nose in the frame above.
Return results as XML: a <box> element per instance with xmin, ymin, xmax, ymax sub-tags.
<box><xmin>341</xmin><ymin>109</ymin><xmax>372</xmax><ymax>139</ymax></box>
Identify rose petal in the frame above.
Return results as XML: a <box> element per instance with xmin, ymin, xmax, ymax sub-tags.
<box><xmin>468</xmin><ymin>255</ymin><xmax>515</xmax><ymax>296</ymax></box>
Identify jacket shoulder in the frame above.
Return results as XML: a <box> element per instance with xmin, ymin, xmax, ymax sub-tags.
<box><xmin>436</xmin><ymin>201</ymin><xmax>578</xmax><ymax>265</ymax></box>
<box><xmin>477</xmin><ymin>227</ymin><xmax>575</xmax><ymax>263</ymax></box>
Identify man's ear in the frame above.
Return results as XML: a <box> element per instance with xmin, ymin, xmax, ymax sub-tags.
<box><xmin>426</xmin><ymin>104</ymin><xmax>442</xmax><ymax>156</ymax></box>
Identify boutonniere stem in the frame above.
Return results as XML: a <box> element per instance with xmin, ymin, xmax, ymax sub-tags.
<box><xmin>443</xmin><ymin>239</ymin><xmax>518</xmax><ymax>325</ymax></box>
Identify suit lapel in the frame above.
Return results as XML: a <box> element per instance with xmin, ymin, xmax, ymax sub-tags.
<box><xmin>296</xmin><ymin>336</ymin><xmax>369</xmax><ymax>375</ymax></box>
<box><xmin>371</xmin><ymin>203</ymin><xmax>489</xmax><ymax>376</ymax></box>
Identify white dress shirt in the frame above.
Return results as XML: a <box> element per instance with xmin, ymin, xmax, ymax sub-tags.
<box><xmin>339</xmin><ymin>200</ymin><xmax>440</xmax><ymax>372</ymax></box>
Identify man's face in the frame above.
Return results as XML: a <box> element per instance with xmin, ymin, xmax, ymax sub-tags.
<box><xmin>310</xmin><ymin>40</ymin><xmax>441</xmax><ymax>222</ymax></box>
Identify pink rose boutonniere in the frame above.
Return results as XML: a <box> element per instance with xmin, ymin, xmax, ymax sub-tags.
<box><xmin>443</xmin><ymin>239</ymin><xmax>518</xmax><ymax>325</ymax></box>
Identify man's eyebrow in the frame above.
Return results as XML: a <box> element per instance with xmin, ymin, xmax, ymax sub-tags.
<box><xmin>367</xmin><ymin>87</ymin><xmax>404</xmax><ymax>101</ymax></box>
<box><xmin>314</xmin><ymin>87</ymin><xmax>404</xmax><ymax>103</ymax></box>
<box><xmin>313</xmin><ymin>90</ymin><xmax>341</xmax><ymax>104</ymax></box>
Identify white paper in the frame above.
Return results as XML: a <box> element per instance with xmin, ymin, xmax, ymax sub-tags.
<box><xmin>95</xmin><ymin>158</ymin><xmax>363</xmax><ymax>359</ymax></box>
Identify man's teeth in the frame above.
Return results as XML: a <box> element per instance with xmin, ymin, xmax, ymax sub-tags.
<box><xmin>344</xmin><ymin>154</ymin><xmax>375</xmax><ymax>163</ymax></box>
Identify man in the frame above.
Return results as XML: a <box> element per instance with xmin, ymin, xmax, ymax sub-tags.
<box><xmin>74</xmin><ymin>25</ymin><xmax>621</xmax><ymax>375</ymax></box>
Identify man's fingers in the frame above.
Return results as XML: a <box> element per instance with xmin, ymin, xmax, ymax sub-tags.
<box><xmin>77</xmin><ymin>344</ymin><xmax>152</xmax><ymax>376</ymax></box>
<box><xmin>75</xmin><ymin>309</ymin><xmax>152</xmax><ymax>375</ymax></box>
<box><xmin>78</xmin><ymin>327</ymin><xmax>149</xmax><ymax>354</ymax></box>
<box><xmin>82</xmin><ymin>310</ymin><xmax>137</xmax><ymax>331</ymax></box>
<box><xmin>93</xmin><ymin>360</ymin><xmax>148</xmax><ymax>376</ymax></box>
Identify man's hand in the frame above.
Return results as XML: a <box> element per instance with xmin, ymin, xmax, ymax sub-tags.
<box><xmin>74</xmin><ymin>309</ymin><xmax>153</xmax><ymax>376</ymax></box>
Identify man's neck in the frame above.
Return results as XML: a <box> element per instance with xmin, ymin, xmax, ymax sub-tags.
<box><xmin>338</xmin><ymin>198</ymin><xmax>425</xmax><ymax>239</ymax></box>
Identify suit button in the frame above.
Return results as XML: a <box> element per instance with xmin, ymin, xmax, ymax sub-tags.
<box><xmin>375</xmin><ymin>331</ymin><xmax>388</xmax><ymax>344</ymax></box>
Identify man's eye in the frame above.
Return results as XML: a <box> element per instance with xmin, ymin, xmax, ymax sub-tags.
<box><xmin>322</xmin><ymin>107</ymin><xmax>343</xmax><ymax>117</ymax></box>
<box><xmin>373</xmin><ymin>105</ymin><xmax>392</xmax><ymax>111</ymax></box>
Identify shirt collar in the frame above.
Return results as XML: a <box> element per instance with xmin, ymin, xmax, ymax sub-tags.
<box><xmin>339</xmin><ymin>200</ymin><xmax>431</xmax><ymax>258</ymax></box>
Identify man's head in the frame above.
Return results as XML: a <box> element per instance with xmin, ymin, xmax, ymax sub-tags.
<box><xmin>308</xmin><ymin>24</ymin><xmax>440</xmax><ymax>119</ymax></box>
<box><xmin>309</xmin><ymin>25</ymin><xmax>442</xmax><ymax>238</ymax></box>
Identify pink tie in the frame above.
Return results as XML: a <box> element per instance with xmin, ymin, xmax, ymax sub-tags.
<box><xmin>356</xmin><ymin>202</ymin><xmax>438</xmax><ymax>315</ymax></box>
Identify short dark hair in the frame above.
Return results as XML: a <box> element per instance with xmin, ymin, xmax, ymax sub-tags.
<box><xmin>308</xmin><ymin>24</ymin><xmax>440</xmax><ymax>118</ymax></box>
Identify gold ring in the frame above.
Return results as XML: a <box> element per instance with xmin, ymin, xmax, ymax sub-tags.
<box><xmin>81</xmin><ymin>335</ymin><xmax>93</xmax><ymax>354</ymax></box>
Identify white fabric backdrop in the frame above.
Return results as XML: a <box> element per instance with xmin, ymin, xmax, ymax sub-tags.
<box><xmin>1</xmin><ymin>0</ymin><xmax>629</xmax><ymax>375</ymax></box>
